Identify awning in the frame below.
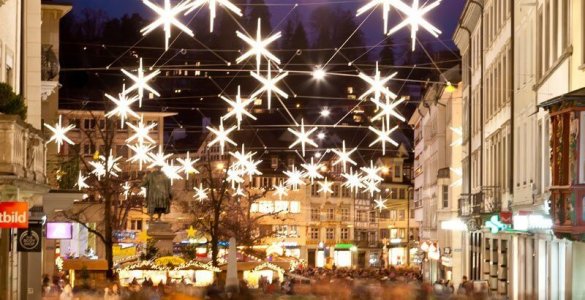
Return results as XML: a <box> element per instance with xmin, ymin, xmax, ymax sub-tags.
<box><xmin>334</xmin><ymin>243</ymin><xmax>354</xmax><ymax>250</ymax></box>
<box><xmin>538</xmin><ymin>87</ymin><xmax>585</xmax><ymax>110</ymax></box>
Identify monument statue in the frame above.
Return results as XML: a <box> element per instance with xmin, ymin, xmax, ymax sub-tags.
<box><xmin>141</xmin><ymin>166</ymin><xmax>172</xmax><ymax>221</ymax></box>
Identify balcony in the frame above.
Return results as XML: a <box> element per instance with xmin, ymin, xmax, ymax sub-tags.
<box><xmin>0</xmin><ymin>115</ymin><xmax>46</xmax><ymax>184</ymax></box>
<box><xmin>459</xmin><ymin>191</ymin><xmax>502</xmax><ymax>217</ymax></box>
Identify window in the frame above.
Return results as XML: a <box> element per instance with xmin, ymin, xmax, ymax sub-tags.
<box><xmin>146</xmin><ymin>120</ymin><xmax>158</xmax><ymax>131</ymax></box>
<box><xmin>340</xmin><ymin>228</ymin><xmax>349</xmax><ymax>240</ymax></box>
<box><xmin>259</xmin><ymin>201</ymin><xmax>274</xmax><ymax>213</ymax></box>
<box><xmin>398</xmin><ymin>210</ymin><xmax>405</xmax><ymax>221</ymax></box>
<box><xmin>342</xmin><ymin>186</ymin><xmax>351</xmax><ymax>197</ymax></box>
<box><xmin>271</xmin><ymin>157</ymin><xmax>278</xmax><ymax>169</ymax></box>
<box><xmin>380</xmin><ymin>229</ymin><xmax>389</xmax><ymax>239</ymax></box>
<box><xmin>369</xmin><ymin>211</ymin><xmax>376</xmax><ymax>222</ymax></box>
<box><xmin>399</xmin><ymin>188</ymin><xmax>405</xmax><ymax>199</ymax></box>
<box><xmin>130</xmin><ymin>219</ymin><xmax>143</xmax><ymax>231</ymax></box>
<box><xmin>394</xmin><ymin>165</ymin><xmax>401</xmax><ymax>178</ymax></box>
<box><xmin>69</xmin><ymin>118</ymin><xmax>81</xmax><ymax>129</ymax></box>
<box><xmin>326</xmin><ymin>228</ymin><xmax>335</xmax><ymax>240</ymax></box>
<box><xmin>289</xmin><ymin>225</ymin><xmax>299</xmax><ymax>237</ymax></box>
<box><xmin>275</xmin><ymin>225</ymin><xmax>288</xmax><ymax>237</ymax></box>
<box><xmin>326</xmin><ymin>208</ymin><xmax>334</xmax><ymax>220</ymax></box>
<box><xmin>287</xmin><ymin>158</ymin><xmax>295</xmax><ymax>167</ymax></box>
<box><xmin>261</xmin><ymin>177</ymin><xmax>271</xmax><ymax>187</ymax></box>
<box><xmin>275</xmin><ymin>201</ymin><xmax>288</xmax><ymax>212</ymax></box>
<box><xmin>83</xmin><ymin>144</ymin><xmax>96</xmax><ymax>156</ymax></box>
<box><xmin>442</xmin><ymin>185</ymin><xmax>449</xmax><ymax>208</ymax></box>
<box><xmin>380</xmin><ymin>210</ymin><xmax>390</xmax><ymax>219</ymax></box>
<box><xmin>390</xmin><ymin>210</ymin><xmax>397</xmax><ymax>220</ymax></box>
<box><xmin>289</xmin><ymin>201</ymin><xmax>301</xmax><ymax>213</ymax></box>
<box><xmin>332</xmin><ymin>184</ymin><xmax>339</xmax><ymax>197</ymax></box>
<box><xmin>84</xmin><ymin>119</ymin><xmax>96</xmax><ymax>129</ymax></box>
<box><xmin>5</xmin><ymin>51</ymin><xmax>14</xmax><ymax>87</ymax></box>
<box><xmin>391</xmin><ymin>188</ymin><xmax>398</xmax><ymax>199</ymax></box>
<box><xmin>311</xmin><ymin>208</ymin><xmax>320</xmax><ymax>221</ymax></box>
<box><xmin>341</xmin><ymin>208</ymin><xmax>350</xmax><ymax>221</ymax></box>
<box><xmin>309</xmin><ymin>227</ymin><xmax>319</xmax><ymax>240</ymax></box>
<box><xmin>311</xmin><ymin>184</ymin><xmax>320</xmax><ymax>197</ymax></box>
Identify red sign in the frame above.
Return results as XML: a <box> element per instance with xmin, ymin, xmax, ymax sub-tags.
<box><xmin>0</xmin><ymin>202</ymin><xmax>29</xmax><ymax>228</ymax></box>
<box><xmin>499</xmin><ymin>212</ymin><xmax>513</xmax><ymax>224</ymax></box>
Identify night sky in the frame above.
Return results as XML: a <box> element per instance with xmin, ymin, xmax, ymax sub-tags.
<box><xmin>70</xmin><ymin>0</ymin><xmax>466</xmax><ymax>49</ymax></box>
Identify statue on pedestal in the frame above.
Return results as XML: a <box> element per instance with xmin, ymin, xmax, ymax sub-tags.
<box><xmin>141</xmin><ymin>166</ymin><xmax>172</xmax><ymax>221</ymax></box>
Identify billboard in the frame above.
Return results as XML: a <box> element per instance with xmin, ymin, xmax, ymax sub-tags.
<box><xmin>0</xmin><ymin>202</ymin><xmax>28</xmax><ymax>228</ymax></box>
<box><xmin>46</xmin><ymin>222</ymin><xmax>73</xmax><ymax>239</ymax></box>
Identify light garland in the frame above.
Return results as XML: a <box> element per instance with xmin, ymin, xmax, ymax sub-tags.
<box><xmin>371</xmin><ymin>96</ymin><xmax>406</xmax><ymax>129</ymax></box>
<box><xmin>288</xmin><ymin>118</ymin><xmax>318</xmax><ymax>157</ymax></box>
<box><xmin>236</xmin><ymin>18</ymin><xmax>282</xmax><ymax>72</ymax></box>
<box><xmin>183</xmin><ymin>0</ymin><xmax>243</xmax><ymax>33</ymax></box>
<box><xmin>127</xmin><ymin>143</ymin><xmax>155</xmax><ymax>171</ymax></box>
<box><xmin>273</xmin><ymin>183</ymin><xmax>288</xmax><ymax>200</ymax></box>
<box><xmin>207</xmin><ymin>119</ymin><xmax>237</xmax><ymax>155</ymax></box>
<box><xmin>44</xmin><ymin>115</ymin><xmax>75</xmax><ymax>153</ymax></box>
<box><xmin>341</xmin><ymin>168</ymin><xmax>363</xmax><ymax>194</ymax></box>
<box><xmin>361</xmin><ymin>160</ymin><xmax>383</xmax><ymax>183</ymax></box>
<box><xmin>301</xmin><ymin>157</ymin><xmax>324</xmax><ymax>184</ymax></box>
<box><xmin>220</xmin><ymin>86</ymin><xmax>256</xmax><ymax>130</ymax></box>
<box><xmin>388</xmin><ymin>0</ymin><xmax>442</xmax><ymax>51</ymax></box>
<box><xmin>368</xmin><ymin>121</ymin><xmax>399</xmax><ymax>155</ymax></box>
<box><xmin>141</xmin><ymin>0</ymin><xmax>194</xmax><ymax>50</ymax></box>
<box><xmin>331</xmin><ymin>140</ymin><xmax>357</xmax><ymax>173</ymax></box>
<box><xmin>176</xmin><ymin>151</ymin><xmax>199</xmax><ymax>179</ymax></box>
<box><xmin>358</xmin><ymin>62</ymin><xmax>397</xmax><ymax>104</ymax></box>
<box><xmin>317</xmin><ymin>178</ymin><xmax>334</xmax><ymax>196</ymax></box>
<box><xmin>162</xmin><ymin>160</ymin><xmax>182</xmax><ymax>184</ymax></box>
<box><xmin>374</xmin><ymin>196</ymin><xmax>387</xmax><ymax>212</ymax></box>
<box><xmin>122</xmin><ymin>181</ymin><xmax>131</xmax><ymax>200</ymax></box>
<box><xmin>356</xmin><ymin>0</ymin><xmax>394</xmax><ymax>34</ymax></box>
<box><xmin>104</xmin><ymin>86</ymin><xmax>140</xmax><ymax>127</ymax></box>
<box><xmin>177</xmin><ymin>260</ymin><xmax>221</xmax><ymax>272</ymax></box>
<box><xmin>126</xmin><ymin>115</ymin><xmax>157</xmax><ymax>145</ymax></box>
<box><xmin>250</xmin><ymin>63</ymin><xmax>289</xmax><ymax>110</ymax></box>
<box><xmin>252</xmin><ymin>262</ymin><xmax>285</xmax><ymax>273</ymax></box>
<box><xmin>121</xmin><ymin>58</ymin><xmax>161</xmax><ymax>106</ymax></box>
<box><xmin>284</xmin><ymin>165</ymin><xmax>305</xmax><ymax>190</ymax></box>
<box><xmin>148</xmin><ymin>145</ymin><xmax>172</xmax><ymax>168</ymax></box>
<box><xmin>193</xmin><ymin>183</ymin><xmax>209</xmax><ymax>201</ymax></box>
<box><xmin>90</xmin><ymin>151</ymin><xmax>122</xmax><ymax>179</ymax></box>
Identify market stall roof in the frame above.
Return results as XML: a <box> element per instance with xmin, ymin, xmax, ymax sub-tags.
<box><xmin>63</xmin><ymin>259</ymin><xmax>108</xmax><ymax>271</ymax></box>
<box><xmin>218</xmin><ymin>261</ymin><xmax>289</xmax><ymax>272</ymax></box>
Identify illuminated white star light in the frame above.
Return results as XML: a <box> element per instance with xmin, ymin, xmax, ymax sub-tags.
<box><xmin>44</xmin><ymin>115</ymin><xmax>75</xmax><ymax>153</ymax></box>
<box><xmin>450</xmin><ymin>127</ymin><xmax>463</xmax><ymax>147</ymax></box>
<box><xmin>148</xmin><ymin>145</ymin><xmax>172</xmax><ymax>168</ymax></box>
<box><xmin>301</xmin><ymin>157</ymin><xmax>324</xmax><ymax>184</ymax></box>
<box><xmin>358</xmin><ymin>62</ymin><xmax>397</xmax><ymax>104</ymax></box>
<box><xmin>369</xmin><ymin>122</ymin><xmax>399</xmax><ymax>155</ymax></box>
<box><xmin>122</xmin><ymin>182</ymin><xmax>132</xmax><ymax>200</ymax></box>
<box><xmin>184</xmin><ymin>0</ymin><xmax>243</xmax><ymax>33</ymax></box>
<box><xmin>273</xmin><ymin>183</ymin><xmax>288</xmax><ymax>200</ymax></box>
<box><xmin>317</xmin><ymin>178</ymin><xmax>334</xmax><ymax>196</ymax></box>
<box><xmin>126</xmin><ymin>115</ymin><xmax>157</xmax><ymax>145</ymax></box>
<box><xmin>193</xmin><ymin>183</ymin><xmax>209</xmax><ymax>201</ymax></box>
<box><xmin>288</xmin><ymin>119</ymin><xmax>318</xmax><ymax>156</ymax></box>
<box><xmin>363</xmin><ymin>180</ymin><xmax>381</xmax><ymax>197</ymax></box>
<box><xmin>226</xmin><ymin>168</ymin><xmax>245</xmax><ymax>188</ymax></box>
<box><xmin>236</xmin><ymin>18</ymin><xmax>282</xmax><ymax>72</ymax></box>
<box><xmin>372</xmin><ymin>96</ymin><xmax>406</xmax><ymax>128</ymax></box>
<box><xmin>207</xmin><ymin>119</ymin><xmax>237</xmax><ymax>155</ymax></box>
<box><xmin>374</xmin><ymin>196</ymin><xmax>387</xmax><ymax>212</ymax></box>
<box><xmin>356</xmin><ymin>0</ymin><xmax>394</xmax><ymax>34</ymax></box>
<box><xmin>127</xmin><ymin>143</ymin><xmax>155</xmax><ymax>170</ymax></box>
<box><xmin>232</xmin><ymin>185</ymin><xmax>246</xmax><ymax>198</ymax></box>
<box><xmin>388</xmin><ymin>0</ymin><xmax>442</xmax><ymax>51</ymax></box>
<box><xmin>284</xmin><ymin>166</ymin><xmax>305</xmax><ymax>190</ymax></box>
<box><xmin>361</xmin><ymin>161</ymin><xmax>383</xmax><ymax>183</ymax></box>
<box><xmin>105</xmin><ymin>86</ymin><xmax>140</xmax><ymax>127</ymax></box>
<box><xmin>162</xmin><ymin>160</ymin><xmax>182</xmax><ymax>184</ymax></box>
<box><xmin>250</xmin><ymin>63</ymin><xmax>289</xmax><ymax>109</ymax></box>
<box><xmin>141</xmin><ymin>0</ymin><xmax>194</xmax><ymax>50</ymax></box>
<box><xmin>342</xmin><ymin>168</ymin><xmax>364</xmax><ymax>194</ymax></box>
<box><xmin>331</xmin><ymin>140</ymin><xmax>357</xmax><ymax>172</ymax></box>
<box><xmin>176</xmin><ymin>151</ymin><xmax>199</xmax><ymax>179</ymax></box>
<box><xmin>75</xmin><ymin>171</ymin><xmax>89</xmax><ymax>190</ymax></box>
<box><xmin>90</xmin><ymin>151</ymin><xmax>122</xmax><ymax>179</ymax></box>
<box><xmin>221</xmin><ymin>86</ymin><xmax>256</xmax><ymax>130</ymax></box>
<box><xmin>121</xmin><ymin>58</ymin><xmax>161</xmax><ymax>106</ymax></box>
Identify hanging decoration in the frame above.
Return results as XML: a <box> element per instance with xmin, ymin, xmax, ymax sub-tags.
<box><xmin>372</xmin><ymin>96</ymin><xmax>406</xmax><ymax>128</ymax></box>
<box><xmin>331</xmin><ymin>140</ymin><xmax>357</xmax><ymax>173</ymax></box>
<box><xmin>141</xmin><ymin>0</ymin><xmax>194</xmax><ymax>50</ymax></box>
<box><xmin>193</xmin><ymin>183</ymin><xmax>209</xmax><ymax>201</ymax></box>
<box><xmin>288</xmin><ymin>118</ymin><xmax>318</xmax><ymax>157</ymax></box>
<box><xmin>301</xmin><ymin>157</ymin><xmax>324</xmax><ymax>184</ymax></box>
<box><xmin>358</xmin><ymin>62</ymin><xmax>397</xmax><ymax>104</ymax></box>
<box><xmin>374</xmin><ymin>196</ymin><xmax>387</xmax><ymax>212</ymax></box>
<box><xmin>207</xmin><ymin>119</ymin><xmax>237</xmax><ymax>155</ymax></box>
<box><xmin>317</xmin><ymin>178</ymin><xmax>334</xmax><ymax>196</ymax></box>
<box><xmin>176</xmin><ymin>151</ymin><xmax>199</xmax><ymax>179</ymax></box>
<box><xmin>126</xmin><ymin>115</ymin><xmax>157</xmax><ymax>145</ymax></box>
<box><xmin>284</xmin><ymin>165</ymin><xmax>305</xmax><ymax>190</ymax></box>
<box><xmin>148</xmin><ymin>145</ymin><xmax>172</xmax><ymax>168</ymax></box>
<box><xmin>104</xmin><ymin>85</ymin><xmax>140</xmax><ymax>127</ymax></box>
<box><xmin>220</xmin><ymin>86</ymin><xmax>256</xmax><ymax>130</ymax></box>
<box><xmin>342</xmin><ymin>168</ymin><xmax>363</xmax><ymax>194</ymax></box>
<box><xmin>184</xmin><ymin>0</ymin><xmax>243</xmax><ymax>33</ymax></box>
<box><xmin>121</xmin><ymin>58</ymin><xmax>161</xmax><ymax>106</ymax></box>
<box><xmin>75</xmin><ymin>171</ymin><xmax>89</xmax><ymax>190</ymax></box>
<box><xmin>369</xmin><ymin>121</ymin><xmax>399</xmax><ymax>155</ymax></box>
<box><xmin>127</xmin><ymin>143</ymin><xmax>155</xmax><ymax>171</ymax></box>
<box><xmin>273</xmin><ymin>183</ymin><xmax>288</xmax><ymax>200</ymax></box>
<box><xmin>387</xmin><ymin>0</ymin><xmax>442</xmax><ymax>51</ymax></box>
<box><xmin>356</xmin><ymin>0</ymin><xmax>394</xmax><ymax>34</ymax></box>
<box><xmin>236</xmin><ymin>18</ymin><xmax>282</xmax><ymax>72</ymax></box>
<box><xmin>44</xmin><ymin>115</ymin><xmax>75</xmax><ymax>153</ymax></box>
<box><xmin>250</xmin><ymin>63</ymin><xmax>289</xmax><ymax>110</ymax></box>
<box><xmin>162</xmin><ymin>160</ymin><xmax>182</xmax><ymax>184</ymax></box>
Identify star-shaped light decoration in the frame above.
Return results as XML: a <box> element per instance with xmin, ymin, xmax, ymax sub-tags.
<box><xmin>369</xmin><ymin>121</ymin><xmax>399</xmax><ymax>155</ymax></box>
<box><xmin>148</xmin><ymin>145</ymin><xmax>172</xmax><ymax>168</ymax></box>
<box><xmin>449</xmin><ymin>167</ymin><xmax>462</xmax><ymax>187</ymax></box>
<box><xmin>374</xmin><ymin>196</ymin><xmax>387</xmax><ymax>212</ymax></box>
<box><xmin>358</xmin><ymin>62</ymin><xmax>397</xmax><ymax>104</ymax></box>
<box><xmin>122</xmin><ymin>182</ymin><xmax>132</xmax><ymax>200</ymax></box>
<box><xmin>126</xmin><ymin>115</ymin><xmax>157</xmax><ymax>145</ymax></box>
<box><xmin>140</xmin><ymin>0</ymin><xmax>194</xmax><ymax>50</ymax></box>
<box><xmin>450</xmin><ymin>127</ymin><xmax>463</xmax><ymax>147</ymax></box>
<box><xmin>226</xmin><ymin>168</ymin><xmax>245</xmax><ymax>188</ymax></box>
<box><xmin>75</xmin><ymin>171</ymin><xmax>89</xmax><ymax>190</ymax></box>
<box><xmin>342</xmin><ymin>168</ymin><xmax>363</xmax><ymax>194</ymax></box>
<box><xmin>284</xmin><ymin>165</ymin><xmax>305</xmax><ymax>190</ymax></box>
<box><xmin>186</xmin><ymin>226</ymin><xmax>197</xmax><ymax>239</ymax></box>
<box><xmin>176</xmin><ymin>151</ymin><xmax>199</xmax><ymax>179</ymax></box>
<box><xmin>361</xmin><ymin>161</ymin><xmax>383</xmax><ymax>183</ymax></box>
<box><xmin>331</xmin><ymin>140</ymin><xmax>357</xmax><ymax>172</ymax></box>
<box><xmin>184</xmin><ymin>0</ymin><xmax>243</xmax><ymax>33</ymax></box>
<box><xmin>193</xmin><ymin>183</ymin><xmax>209</xmax><ymax>201</ymax></box>
<box><xmin>207</xmin><ymin>119</ymin><xmax>237</xmax><ymax>155</ymax></box>
<box><xmin>236</xmin><ymin>18</ymin><xmax>282</xmax><ymax>72</ymax></box>
<box><xmin>104</xmin><ymin>86</ymin><xmax>140</xmax><ymax>127</ymax></box>
<box><xmin>288</xmin><ymin>119</ymin><xmax>318</xmax><ymax>156</ymax></box>
<box><xmin>127</xmin><ymin>143</ymin><xmax>155</xmax><ymax>171</ymax></box>
<box><xmin>356</xmin><ymin>0</ymin><xmax>394</xmax><ymax>34</ymax></box>
<box><xmin>44</xmin><ymin>115</ymin><xmax>75</xmax><ymax>153</ymax></box>
<box><xmin>221</xmin><ymin>86</ymin><xmax>256</xmax><ymax>130</ymax></box>
<box><xmin>301</xmin><ymin>157</ymin><xmax>324</xmax><ymax>184</ymax></box>
<box><xmin>162</xmin><ymin>160</ymin><xmax>182</xmax><ymax>184</ymax></box>
<box><xmin>90</xmin><ymin>151</ymin><xmax>123</xmax><ymax>179</ymax></box>
<box><xmin>138</xmin><ymin>187</ymin><xmax>147</xmax><ymax>197</ymax></box>
<box><xmin>388</xmin><ymin>0</ymin><xmax>442</xmax><ymax>51</ymax></box>
<box><xmin>250</xmin><ymin>63</ymin><xmax>288</xmax><ymax>109</ymax></box>
<box><xmin>230</xmin><ymin>144</ymin><xmax>254</xmax><ymax>169</ymax></box>
<box><xmin>363</xmin><ymin>180</ymin><xmax>381</xmax><ymax>197</ymax></box>
<box><xmin>273</xmin><ymin>183</ymin><xmax>288</xmax><ymax>200</ymax></box>
<box><xmin>121</xmin><ymin>58</ymin><xmax>161</xmax><ymax>106</ymax></box>
<box><xmin>232</xmin><ymin>185</ymin><xmax>246</xmax><ymax>198</ymax></box>
<box><xmin>372</xmin><ymin>96</ymin><xmax>406</xmax><ymax>129</ymax></box>
<box><xmin>317</xmin><ymin>178</ymin><xmax>334</xmax><ymax>196</ymax></box>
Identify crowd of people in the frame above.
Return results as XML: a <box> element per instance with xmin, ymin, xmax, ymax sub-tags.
<box><xmin>41</xmin><ymin>268</ymin><xmax>497</xmax><ymax>300</ymax></box>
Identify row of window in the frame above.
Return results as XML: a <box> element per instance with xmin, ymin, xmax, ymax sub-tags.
<box><xmin>0</xmin><ymin>41</ymin><xmax>15</xmax><ymax>87</ymax></box>
<box><xmin>537</xmin><ymin>0</ymin><xmax>569</xmax><ymax>79</ymax></box>
<box><xmin>251</xmin><ymin>200</ymin><xmax>301</xmax><ymax>214</ymax></box>
<box><xmin>308</xmin><ymin>227</ymin><xmax>351</xmax><ymax>240</ymax></box>
<box><xmin>68</xmin><ymin>118</ymin><xmax>159</xmax><ymax>131</ymax></box>
<box><xmin>310</xmin><ymin>207</ymin><xmax>351</xmax><ymax>222</ymax></box>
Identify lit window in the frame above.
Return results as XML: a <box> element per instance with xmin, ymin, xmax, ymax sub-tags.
<box><xmin>340</xmin><ymin>228</ymin><xmax>349</xmax><ymax>240</ymax></box>
<box><xmin>259</xmin><ymin>201</ymin><xmax>274</xmax><ymax>213</ymax></box>
<box><xmin>310</xmin><ymin>227</ymin><xmax>319</xmax><ymax>240</ymax></box>
<box><xmin>326</xmin><ymin>228</ymin><xmax>335</xmax><ymax>240</ymax></box>
<box><xmin>311</xmin><ymin>208</ymin><xmax>320</xmax><ymax>221</ymax></box>
<box><xmin>275</xmin><ymin>201</ymin><xmax>288</xmax><ymax>212</ymax></box>
<box><xmin>289</xmin><ymin>201</ymin><xmax>301</xmax><ymax>213</ymax></box>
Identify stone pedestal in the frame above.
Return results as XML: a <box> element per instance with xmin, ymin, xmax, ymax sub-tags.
<box><xmin>147</xmin><ymin>221</ymin><xmax>176</xmax><ymax>256</ymax></box>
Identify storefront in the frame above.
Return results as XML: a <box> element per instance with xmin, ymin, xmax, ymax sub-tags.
<box><xmin>333</xmin><ymin>244</ymin><xmax>354</xmax><ymax>268</ymax></box>
<box><xmin>117</xmin><ymin>259</ymin><xmax>220</xmax><ymax>287</ymax></box>
<box><xmin>242</xmin><ymin>262</ymin><xmax>285</xmax><ymax>288</ymax></box>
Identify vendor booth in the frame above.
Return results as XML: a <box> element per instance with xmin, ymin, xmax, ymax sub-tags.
<box><xmin>117</xmin><ymin>257</ymin><xmax>220</xmax><ymax>287</ymax></box>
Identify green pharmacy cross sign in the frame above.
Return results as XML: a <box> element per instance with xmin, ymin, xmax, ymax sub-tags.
<box><xmin>485</xmin><ymin>215</ymin><xmax>510</xmax><ymax>234</ymax></box>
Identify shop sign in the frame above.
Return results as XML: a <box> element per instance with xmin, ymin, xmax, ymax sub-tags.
<box><xmin>0</xmin><ymin>202</ymin><xmax>28</xmax><ymax>228</ymax></box>
<box><xmin>513</xmin><ymin>214</ymin><xmax>553</xmax><ymax>231</ymax></box>
<box><xmin>485</xmin><ymin>215</ymin><xmax>509</xmax><ymax>234</ymax></box>
<box><xmin>17</xmin><ymin>223</ymin><xmax>42</xmax><ymax>252</ymax></box>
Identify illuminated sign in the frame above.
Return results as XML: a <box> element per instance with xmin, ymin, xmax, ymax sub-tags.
<box><xmin>484</xmin><ymin>215</ymin><xmax>509</xmax><ymax>234</ymax></box>
<box><xmin>513</xmin><ymin>214</ymin><xmax>553</xmax><ymax>231</ymax></box>
<box><xmin>441</xmin><ymin>219</ymin><xmax>468</xmax><ymax>231</ymax></box>
<box><xmin>0</xmin><ymin>202</ymin><xmax>28</xmax><ymax>228</ymax></box>
<box><xmin>46</xmin><ymin>222</ymin><xmax>73</xmax><ymax>239</ymax></box>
